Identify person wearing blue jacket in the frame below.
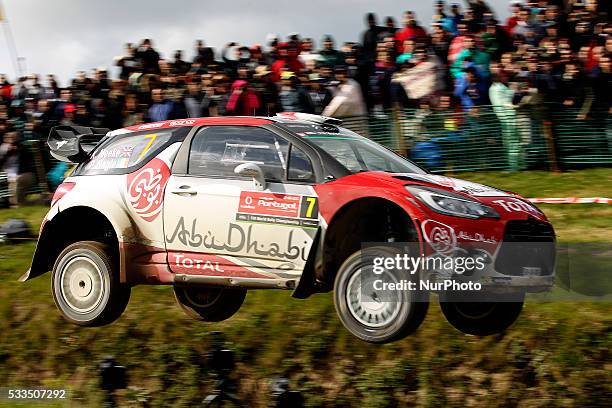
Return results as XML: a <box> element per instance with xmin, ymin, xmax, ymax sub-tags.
<box><xmin>454</xmin><ymin>66</ymin><xmax>488</xmax><ymax>111</ymax></box>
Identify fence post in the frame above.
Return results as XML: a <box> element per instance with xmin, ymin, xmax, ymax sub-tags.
<box><xmin>543</xmin><ymin>120</ymin><xmax>560</xmax><ymax>173</ymax></box>
<box><xmin>391</xmin><ymin>107</ymin><xmax>408</xmax><ymax>157</ymax></box>
<box><xmin>30</xmin><ymin>140</ymin><xmax>50</xmax><ymax>194</ymax></box>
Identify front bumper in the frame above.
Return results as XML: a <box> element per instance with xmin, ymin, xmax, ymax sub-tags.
<box><xmin>421</xmin><ymin>217</ymin><xmax>556</xmax><ymax>293</ymax></box>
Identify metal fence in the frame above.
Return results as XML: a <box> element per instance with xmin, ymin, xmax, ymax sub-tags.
<box><xmin>0</xmin><ymin>105</ymin><xmax>610</xmax><ymax>201</ymax></box>
<box><xmin>342</xmin><ymin>103</ymin><xmax>612</xmax><ymax>173</ymax></box>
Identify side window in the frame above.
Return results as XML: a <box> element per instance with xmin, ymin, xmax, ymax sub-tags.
<box><xmin>81</xmin><ymin>131</ymin><xmax>172</xmax><ymax>175</ymax></box>
<box><xmin>288</xmin><ymin>145</ymin><xmax>315</xmax><ymax>182</ymax></box>
<box><xmin>314</xmin><ymin>139</ymin><xmax>361</xmax><ymax>172</ymax></box>
<box><xmin>355</xmin><ymin>146</ymin><xmax>399</xmax><ymax>172</ymax></box>
<box><xmin>188</xmin><ymin>126</ymin><xmax>288</xmax><ymax>181</ymax></box>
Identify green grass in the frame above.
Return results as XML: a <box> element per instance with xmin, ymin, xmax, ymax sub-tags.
<box><xmin>0</xmin><ymin>169</ymin><xmax>611</xmax><ymax>407</ymax></box>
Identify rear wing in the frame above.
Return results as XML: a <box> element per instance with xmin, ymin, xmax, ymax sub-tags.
<box><xmin>48</xmin><ymin>125</ymin><xmax>110</xmax><ymax>163</ymax></box>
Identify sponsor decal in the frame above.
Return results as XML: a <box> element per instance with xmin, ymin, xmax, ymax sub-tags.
<box><xmin>492</xmin><ymin>199</ymin><xmax>540</xmax><ymax>215</ymax></box>
<box><xmin>170</xmin><ymin>252</ymin><xmax>272</xmax><ymax>279</ymax></box>
<box><xmin>457</xmin><ymin>231</ymin><xmax>498</xmax><ymax>244</ymax></box>
<box><xmin>96</xmin><ymin>145</ymin><xmax>134</xmax><ymax>159</ymax></box>
<box><xmin>237</xmin><ymin>192</ymin><xmax>319</xmax><ymax>227</ymax></box>
<box><xmin>168</xmin><ymin>119</ymin><xmax>196</xmax><ymax>127</ymax></box>
<box><xmin>422</xmin><ymin>220</ymin><xmax>457</xmax><ymax>255</ymax></box>
<box><xmin>127</xmin><ymin>158</ymin><xmax>171</xmax><ymax>222</ymax></box>
<box><xmin>236</xmin><ymin>213</ymin><xmax>319</xmax><ymax>228</ymax></box>
<box><xmin>136</xmin><ymin>122</ymin><xmax>165</xmax><ymax>131</ymax></box>
<box><xmin>166</xmin><ymin>217</ymin><xmax>310</xmax><ymax>261</ymax></box>
<box><xmin>239</xmin><ymin>192</ymin><xmax>300</xmax><ymax>217</ymax></box>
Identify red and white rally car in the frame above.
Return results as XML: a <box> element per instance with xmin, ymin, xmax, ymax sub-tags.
<box><xmin>22</xmin><ymin>113</ymin><xmax>555</xmax><ymax>343</ymax></box>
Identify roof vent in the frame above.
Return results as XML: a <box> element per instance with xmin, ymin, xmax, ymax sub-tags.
<box><xmin>276</xmin><ymin>112</ymin><xmax>343</xmax><ymax>125</ymax></box>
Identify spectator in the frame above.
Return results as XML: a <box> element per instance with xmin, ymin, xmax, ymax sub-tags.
<box><xmin>0</xmin><ymin>0</ymin><xmax>609</xmax><ymax>188</ymax></box>
<box><xmin>272</xmin><ymin>42</ymin><xmax>304</xmax><ymax>81</ymax></box>
<box><xmin>136</xmin><ymin>39</ymin><xmax>161</xmax><ymax>74</ymax></box>
<box><xmin>0</xmin><ymin>74</ymin><xmax>12</xmax><ymax>99</ymax></box>
<box><xmin>454</xmin><ymin>66</ymin><xmax>488</xmax><ymax>111</ymax></box>
<box><xmin>172</xmin><ymin>50</ymin><xmax>190</xmax><ymax>75</ymax></box>
<box><xmin>116</xmin><ymin>43</ymin><xmax>140</xmax><ymax>80</ymax></box>
<box><xmin>318</xmin><ymin>35</ymin><xmax>345</xmax><ymax>67</ymax></box>
<box><xmin>278</xmin><ymin>72</ymin><xmax>313</xmax><ymax>113</ymax></box>
<box><xmin>489</xmin><ymin>69</ymin><xmax>521</xmax><ymax>170</ymax></box>
<box><xmin>323</xmin><ymin>66</ymin><xmax>367</xmax><ymax>118</ymax></box>
<box><xmin>298</xmin><ymin>38</ymin><xmax>319</xmax><ymax>66</ymax></box>
<box><xmin>252</xmin><ymin>66</ymin><xmax>279</xmax><ymax>116</ymax></box>
<box><xmin>362</xmin><ymin>13</ymin><xmax>383</xmax><ymax>65</ymax></box>
<box><xmin>0</xmin><ymin>132</ymin><xmax>34</xmax><ymax>207</ymax></box>
<box><xmin>147</xmin><ymin>88</ymin><xmax>175</xmax><ymax>122</ymax></box>
<box><xmin>396</xmin><ymin>39</ymin><xmax>416</xmax><ymax>64</ymax></box>
<box><xmin>558</xmin><ymin>60</ymin><xmax>594</xmax><ymax>121</ymax></box>
<box><xmin>184</xmin><ymin>82</ymin><xmax>206</xmax><ymax>118</ymax></box>
<box><xmin>380</xmin><ymin>16</ymin><xmax>398</xmax><ymax>38</ymax></box>
<box><xmin>451</xmin><ymin>35</ymin><xmax>491</xmax><ymax>79</ymax></box>
<box><xmin>123</xmin><ymin>93</ymin><xmax>144</xmax><ymax>126</ymax></box>
<box><xmin>395</xmin><ymin>11</ymin><xmax>428</xmax><ymax>52</ymax></box>
<box><xmin>226</xmin><ymin>80</ymin><xmax>260</xmax><ymax>116</ymax></box>
<box><xmin>307</xmin><ymin>73</ymin><xmax>332</xmax><ymax>115</ymax></box>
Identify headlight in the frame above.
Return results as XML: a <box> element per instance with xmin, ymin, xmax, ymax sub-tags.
<box><xmin>406</xmin><ymin>186</ymin><xmax>500</xmax><ymax>219</ymax></box>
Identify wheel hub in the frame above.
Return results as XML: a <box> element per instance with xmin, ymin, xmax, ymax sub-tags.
<box><xmin>60</xmin><ymin>256</ymin><xmax>105</xmax><ymax>314</ymax></box>
<box><xmin>346</xmin><ymin>267</ymin><xmax>401</xmax><ymax>328</ymax></box>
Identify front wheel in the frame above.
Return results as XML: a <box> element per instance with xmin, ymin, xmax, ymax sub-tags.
<box><xmin>333</xmin><ymin>247</ymin><xmax>429</xmax><ymax>344</ymax></box>
<box><xmin>52</xmin><ymin>241</ymin><xmax>130</xmax><ymax>326</ymax></box>
<box><xmin>174</xmin><ymin>286</ymin><xmax>246</xmax><ymax>322</ymax></box>
<box><xmin>439</xmin><ymin>293</ymin><xmax>525</xmax><ymax>336</ymax></box>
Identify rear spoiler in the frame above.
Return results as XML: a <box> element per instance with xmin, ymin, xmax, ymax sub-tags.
<box><xmin>48</xmin><ymin>125</ymin><xmax>110</xmax><ymax>163</ymax></box>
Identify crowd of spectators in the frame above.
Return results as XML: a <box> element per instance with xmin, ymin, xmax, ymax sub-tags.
<box><xmin>0</xmin><ymin>0</ymin><xmax>611</xmax><ymax>204</ymax></box>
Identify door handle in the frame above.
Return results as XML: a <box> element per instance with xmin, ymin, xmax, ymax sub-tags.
<box><xmin>170</xmin><ymin>185</ymin><xmax>197</xmax><ymax>196</ymax></box>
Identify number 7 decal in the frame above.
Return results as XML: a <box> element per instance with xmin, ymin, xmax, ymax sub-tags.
<box><xmin>300</xmin><ymin>196</ymin><xmax>319</xmax><ymax>219</ymax></box>
<box><xmin>139</xmin><ymin>133</ymin><xmax>158</xmax><ymax>159</ymax></box>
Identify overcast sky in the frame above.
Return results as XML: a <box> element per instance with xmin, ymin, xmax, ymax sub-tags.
<box><xmin>0</xmin><ymin>0</ymin><xmax>512</xmax><ymax>86</ymax></box>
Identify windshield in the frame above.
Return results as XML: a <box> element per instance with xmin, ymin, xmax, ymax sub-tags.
<box><xmin>285</xmin><ymin>124</ymin><xmax>426</xmax><ymax>174</ymax></box>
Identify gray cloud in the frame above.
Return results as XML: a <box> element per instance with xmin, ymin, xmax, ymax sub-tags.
<box><xmin>0</xmin><ymin>0</ymin><xmax>511</xmax><ymax>85</ymax></box>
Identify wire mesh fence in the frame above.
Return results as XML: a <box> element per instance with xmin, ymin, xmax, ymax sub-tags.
<box><xmin>342</xmin><ymin>103</ymin><xmax>612</xmax><ymax>174</ymax></box>
<box><xmin>1</xmin><ymin>105</ymin><xmax>610</xmax><ymax>201</ymax></box>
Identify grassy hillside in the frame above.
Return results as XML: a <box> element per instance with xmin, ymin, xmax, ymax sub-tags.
<box><xmin>0</xmin><ymin>169</ymin><xmax>611</xmax><ymax>407</ymax></box>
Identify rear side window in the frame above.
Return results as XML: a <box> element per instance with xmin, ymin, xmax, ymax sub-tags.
<box><xmin>188</xmin><ymin>126</ymin><xmax>289</xmax><ymax>181</ymax></box>
<box><xmin>80</xmin><ymin>130</ymin><xmax>173</xmax><ymax>175</ymax></box>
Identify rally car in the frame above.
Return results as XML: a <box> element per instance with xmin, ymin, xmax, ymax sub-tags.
<box><xmin>22</xmin><ymin>113</ymin><xmax>555</xmax><ymax>343</ymax></box>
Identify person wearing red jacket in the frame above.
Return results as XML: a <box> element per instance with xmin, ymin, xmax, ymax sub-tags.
<box><xmin>0</xmin><ymin>74</ymin><xmax>12</xmax><ymax>100</ymax></box>
<box><xmin>271</xmin><ymin>42</ymin><xmax>304</xmax><ymax>82</ymax></box>
<box><xmin>225</xmin><ymin>80</ymin><xmax>260</xmax><ymax>116</ymax></box>
<box><xmin>394</xmin><ymin>10</ymin><xmax>427</xmax><ymax>52</ymax></box>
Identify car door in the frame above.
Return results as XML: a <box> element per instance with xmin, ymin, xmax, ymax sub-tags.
<box><xmin>163</xmin><ymin>125</ymin><xmax>320</xmax><ymax>282</ymax></box>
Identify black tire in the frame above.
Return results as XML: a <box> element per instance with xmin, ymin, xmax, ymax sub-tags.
<box><xmin>174</xmin><ymin>286</ymin><xmax>246</xmax><ymax>322</ymax></box>
<box><xmin>439</xmin><ymin>292</ymin><xmax>525</xmax><ymax>336</ymax></box>
<box><xmin>52</xmin><ymin>241</ymin><xmax>130</xmax><ymax>326</ymax></box>
<box><xmin>333</xmin><ymin>246</ymin><xmax>429</xmax><ymax>344</ymax></box>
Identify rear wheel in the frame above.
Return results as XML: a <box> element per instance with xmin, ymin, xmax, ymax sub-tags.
<box><xmin>174</xmin><ymin>286</ymin><xmax>246</xmax><ymax>322</ymax></box>
<box><xmin>52</xmin><ymin>241</ymin><xmax>130</xmax><ymax>326</ymax></box>
<box><xmin>439</xmin><ymin>292</ymin><xmax>525</xmax><ymax>336</ymax></box>
<box><xmin>333</xmin><ymin>247</ymin><xmax>429</xmax><ymax>344</ymax></box>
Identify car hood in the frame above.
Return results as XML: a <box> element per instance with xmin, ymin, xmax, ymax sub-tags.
<box><xmin>340</xmin><ymin>171</ymin><xmax>548</xmax><ymax>221</ymax></box>
<box><xmin>390</xmin><ymin>172</ymin><xmax>511</xmax><ymax>198</ymax></box>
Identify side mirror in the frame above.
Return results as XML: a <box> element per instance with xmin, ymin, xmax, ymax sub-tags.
<box><xmin>234</xmin><ymin>163</ymin><xmax>266</xmax><ymax>191</ymax></box>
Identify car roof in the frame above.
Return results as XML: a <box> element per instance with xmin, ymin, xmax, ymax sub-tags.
<box><xmin>122</xmin><ymin>116</ymin><xmax>274</xmax><ymax>132</ymax></box>
<box><xmin>120</xmin><ymin>114</ymin><xmax>338</xmax><ymax>134</ymax></box>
